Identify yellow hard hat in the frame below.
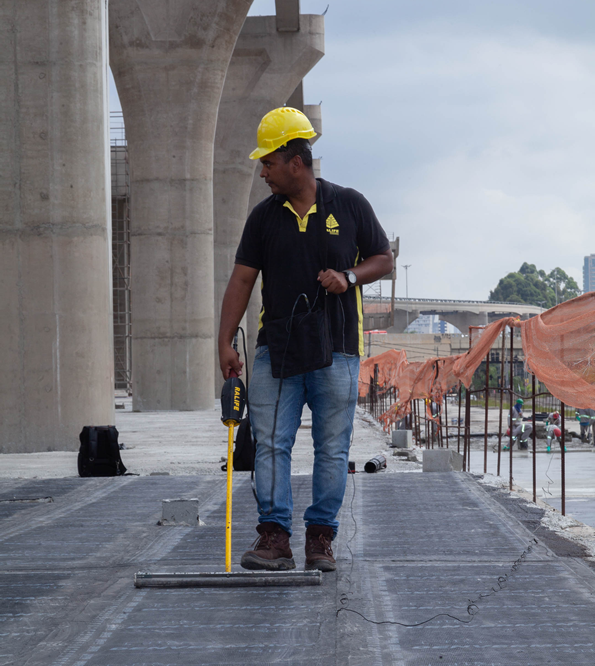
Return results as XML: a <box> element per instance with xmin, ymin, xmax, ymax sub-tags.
<box><xmin>249</xmin><ymin>107</ymin><xmax>316</xmax><ymax>160</ymax></box>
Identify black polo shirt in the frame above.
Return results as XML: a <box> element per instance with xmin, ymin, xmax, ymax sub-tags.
<box><xmin>235</xmin><ymin>178</ymin><xmax>390</xmax><ymax>357</ymax></box>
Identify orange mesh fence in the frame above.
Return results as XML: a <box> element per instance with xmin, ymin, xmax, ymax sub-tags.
<box><xmin>359</xmin><ymin>349</ymin><xmax>408</xmax><ymax>397</ymax></box>
<box><xmin>359</xmin><ymin>293</ymin><xmax>595</xmax><ymax>430</ymax></box>
<box><xmin>521</xmin><ymin>292</ymin><xmax>595</xmax><ymax>409</ymax></box>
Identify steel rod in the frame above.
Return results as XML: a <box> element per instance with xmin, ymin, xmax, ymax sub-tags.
<box><xmin>444</xmin><ymin>388</ymin><xmax>449</xmax><ymax>448</ymax></box>
<box><xmin>497</xmin><ymin>331</ymin><xmax>505</xmax><ymax>477</ymax></box>
<box><xmin>457</xmin><ymin>385</ymin><xmax>462</xmax><ymax>453</ymax></box>
<box><xmin>484</xmin><ymin>352</ymin><xmax>490</xmax><ymax>474</ymax></box>
<box><xmin>531</xmin><ymin>375</ymin><xmax>537</xmax><ymax>502</ymax></box>
<box><xmin>561</xmin><ymin>401</ymin><xmax>566</xmax><ymax>516</ymax></box>
<box><xmin>509</xmin><ymin>326</ymin><xmax>514</xmax><ymax>491</ymax></box>
<box><xmin>464</xmin><ymin>385</ymin><xmax>471</xmax><ymax>472</ymax></box>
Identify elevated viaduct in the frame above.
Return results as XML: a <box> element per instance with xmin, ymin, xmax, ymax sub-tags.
<box><xmin>363</xmin><ymin>298</ymin><xmax>543</xmax><ymax>334</ymax></box>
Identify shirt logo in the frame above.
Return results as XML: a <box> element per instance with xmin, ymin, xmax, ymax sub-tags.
<box><xmin>326</xmin><ymin>214</ymin><xmax>339</xmax><ymax>235</ymax></box>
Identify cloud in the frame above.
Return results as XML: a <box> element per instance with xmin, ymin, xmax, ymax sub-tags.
<box><xmin>303</xmin><ymin>17</ymin><xmax>595</xmax><ymax>299</ymax></box>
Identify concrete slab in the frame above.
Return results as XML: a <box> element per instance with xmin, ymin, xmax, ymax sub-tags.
<box><xmin>2</xmin><ymin>472</ymin><xmax>595</xmax><ymax>664</ymax></box>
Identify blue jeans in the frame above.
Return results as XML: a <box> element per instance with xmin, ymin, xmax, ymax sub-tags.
<box><xmin>248</xmin><ymin>346</ymin><xmax>359</xmax><ymax>537</ymax></box>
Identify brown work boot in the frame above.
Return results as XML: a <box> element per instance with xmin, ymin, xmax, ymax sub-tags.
<box><xmin>240</xmin><ymin>523</ymin><xmax>296</xmax><ymax>571</ymax></box>
<box><xmin>305</xmin><ymin>525</ymin><xmax>336</xmax><ymax>572</ymax></box>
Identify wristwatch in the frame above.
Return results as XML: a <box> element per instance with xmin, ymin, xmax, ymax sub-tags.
<box><xmin>343</xmin><ymin>270</ymin><xmax>357</xmax><ymax>288</ymax></box>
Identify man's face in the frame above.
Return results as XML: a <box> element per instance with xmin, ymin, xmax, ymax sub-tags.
<box><xmin>259</xmin><ymin>152</ymin><xmax>294</xmax><ymax>196</ymax></box>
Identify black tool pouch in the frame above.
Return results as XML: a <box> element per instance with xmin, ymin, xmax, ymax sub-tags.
<box><xmin>266</xmin><ymin>183</ymin><xmax>333</xmax><ymax>379</ymax></box>
<box><xmin>267</xmin><ymin>304</ymin><xmax>332</xmax><ymax>378</ymax></box>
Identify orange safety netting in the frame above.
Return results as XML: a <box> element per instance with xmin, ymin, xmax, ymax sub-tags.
<box><xmin>522</xmin><ymin>292</ymin><xmax>595</xmax><ymax>409</ymax></box>
<box><xmin>359</xmin><ymin>292</ymin><xmax>595</xmax><ymax>430</ymax></box>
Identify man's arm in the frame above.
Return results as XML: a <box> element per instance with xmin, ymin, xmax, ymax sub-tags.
<box><xmin>218</xmin><ymin>264</ymin><xmax>260</xmax><ymax>379</ymax></box>
<box><xmin>317</xmin><ymin>249</ymin><xmax>394</xmax><ymax>294</ymax></box>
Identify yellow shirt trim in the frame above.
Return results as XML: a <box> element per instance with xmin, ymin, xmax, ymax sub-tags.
<box><xmin>355</xmin><ymin>251</ymin><xmax>365</xmax><ymax>357</ymax></box>
<box><xmin>257</xmin><ymin>279</ymin><xmax>264</xmax><ymax>331</ymax></box>
<box><xmin>283</xmin><ymin>201</ymin><xmax>317</xmax><ymax>233</ymax></box>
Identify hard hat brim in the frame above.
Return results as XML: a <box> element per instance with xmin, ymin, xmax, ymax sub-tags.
<box><xmin>249</xmin><ymin>129</ymin><xmax>317</xmax><ymax>160</ymax></box>
<box><xmin>249</xmin><ymin>146</ymin><xmax>275</xmax><ymax>160</ymax></box>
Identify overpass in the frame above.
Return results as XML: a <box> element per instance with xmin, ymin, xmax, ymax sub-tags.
<box><xmin>363</xmin><ymin>297</ymin><xmax>543</xmax><ymax>334</ymax></box>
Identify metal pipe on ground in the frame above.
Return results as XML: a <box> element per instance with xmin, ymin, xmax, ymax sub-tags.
<box><xmin>134</xmin><ymin>571</ymin><xmax>321</xmax><ymax>588</ymax></box>
<box><xmin>365</xmin><ymin>455</ymin><xmax>387</xmax><ymax>473</ymax></box>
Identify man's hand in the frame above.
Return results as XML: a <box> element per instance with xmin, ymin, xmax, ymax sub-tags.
<box><xmin>219</xmin><ymin>345</ymin><xmax>244</xmax><ymax>380</ymax></box>
<box><xmin>318</xmin><ymin>269</ymin><xmax>348</xmax><ymax>294</ymax></box>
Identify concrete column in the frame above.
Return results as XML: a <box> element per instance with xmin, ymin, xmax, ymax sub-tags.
<box><xmin>0</xmin><ymin>1</ymin><xmax>114</xmax><ymax>453</ymax></box>
<box><xmin>213</xmin><ymin>14</ymin><xmax>324</xmax><ymax>387</ymax></box>
<box><xmin>387</xmin><ymin>310</ymin><xmax>421</xmax><ymax>334</ymax></box>
<box><xmin>109</xmin><ymin>0</ymin><xmax>252</xmax><ymax>411</ymax></box>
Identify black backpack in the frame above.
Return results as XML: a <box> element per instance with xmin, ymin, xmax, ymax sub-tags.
<box><xmin>221</xmin><ymin>417</ymin><xmax>256</xmax><ymax>472</ymax></box>
<box><xmin>78</xmin><ymin>426</ymin><xmax>127</xmax><ymax>477</ymax></box>
<box><xmin>233</xmin><ymin>417</ymin><xmax>256</xmax><ymax>471</ymax></box>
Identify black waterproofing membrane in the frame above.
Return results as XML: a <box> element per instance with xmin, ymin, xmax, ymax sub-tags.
<box><xmin>1</xmin><ymin>473</ymin><xmax>595</xmax><ymax>665</ymax></box>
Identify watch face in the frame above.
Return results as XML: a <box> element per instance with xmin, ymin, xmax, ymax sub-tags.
<box><xmin>346</xmin><ymin>271</ymin><xmax>356</xmax><ymax>285</ymax></box>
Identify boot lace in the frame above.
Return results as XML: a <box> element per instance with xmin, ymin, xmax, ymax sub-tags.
<box><xmin>309</xmin><ymin>533</ymin><xmax>333</xmax><ymax>557</ymax></box>
<box><xmin>251</xmin><ymin>530</ymin><xmax>275</xmax><ymax>551</ymax></box>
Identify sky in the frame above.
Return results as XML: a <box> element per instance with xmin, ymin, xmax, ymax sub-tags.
<box><xmin>109</xmin><ymin>0</ymin><xmax>595</xmax><ymax>301</ymax></box>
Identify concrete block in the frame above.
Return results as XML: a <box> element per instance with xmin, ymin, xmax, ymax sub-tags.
<box><xmin>423</xmin><ymin>449</ymin><xmax>464</xmax><ymax>472</ymax></box>
<box><xmin>160</xmin><ymin>499</ymin><xmax>199</xmax><ymax>526</ymax></box>
<box><xmin>392</xmin><ymin>430</ymin><xmax>413</xmax><ymax>449</ymax></box>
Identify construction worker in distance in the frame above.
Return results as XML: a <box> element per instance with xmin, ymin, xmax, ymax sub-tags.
<box><xmin>575</xmin><ymin>407</ymin><xmax>593</xmax><ymax>443</ymax></box>
<box><xmin>504</xmin><ymin>398</ymin><xmax>531</xmax><ymax>450</ymax></box>
<box><xmin>545</xmin><ymin>410</ymin><xmax>562</xmax><ymax>453</ymax></box>
<box><xmin>218</xmin><ymin>107</ymin><xmax>393</xmax><ymax>572</ymax></box>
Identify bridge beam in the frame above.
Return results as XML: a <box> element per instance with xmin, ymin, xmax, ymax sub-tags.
<box><xmin>439</xmin><ymin>311</ymin><xmax>488</xmax><ymax>335</ymax></box>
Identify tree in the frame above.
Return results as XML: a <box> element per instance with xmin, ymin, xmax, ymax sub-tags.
<box><xmin>489</xmin><ymin>263</ymin><xmax>580</xmax><ymax>308</ymax></box>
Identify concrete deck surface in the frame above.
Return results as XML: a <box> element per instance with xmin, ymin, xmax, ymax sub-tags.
<box><xmin>2</xmin><ymin>408</ymin><xmax>595</xmax><ymax>665</ymax></box>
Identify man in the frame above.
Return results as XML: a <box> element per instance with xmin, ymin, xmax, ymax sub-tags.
<box><xmin>545</xmin><ymin>410</ymin><xmax>561</xmax><ymax>453</ymax></box>
<box><xmin>504</xmin><ymin>398</ymin><xmax>531</xmax><ymax>450</ymax></box>
<box><xmin>218</xmin><ymin>107</ymin><xmax>393</xmax><ymax>572</ymax></box>
<box><xmin>575</xmin><ymin>408</ymin><xmax>593</xmax><ymax>443</ymax></box>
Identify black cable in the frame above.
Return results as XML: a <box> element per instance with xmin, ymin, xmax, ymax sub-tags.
<box><xmin>542</xmin><ymin>447</ymin><xmax>557</xmax><ymax>498</ymax></box>
<box><xmin>337</xmin><ymin>536</ymin><xmax>539</xmax><ymax>627</ymax></box>
<box><xmin>248</xmin><ymin>292</ymin><xmax>311</xmax><ymax>516</ymax></box>
<box><xmin>338</xmin><ymin>315</ymin><xmax>542</xmax><ymax>627</ymax></box>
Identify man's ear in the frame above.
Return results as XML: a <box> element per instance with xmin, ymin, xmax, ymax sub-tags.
<box><xmin>290</xmin><ymin>155</ymin><xmax>303</xmax><ymax>172</ymax></box>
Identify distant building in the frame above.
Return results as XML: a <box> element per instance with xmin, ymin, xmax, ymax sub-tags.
<box><xmin>406</xmin><ymin>315</ymin><xmax>454</xmax><ymax>334</ymax></box>
<box><xmin>584</xmin><ymin>255</ymin><xmax>595</xmax><ymax>293</ymax></box>
<box><xmin>405</xmin><ymin>314</ymin><xmax>433</xmax><ymax>334</ymax></box>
